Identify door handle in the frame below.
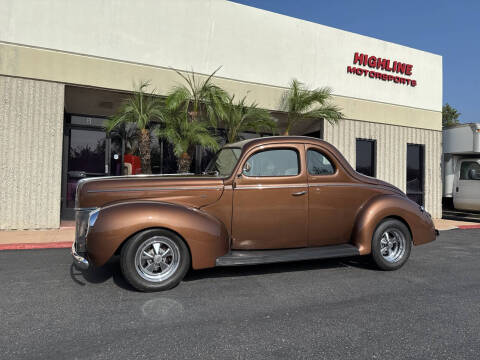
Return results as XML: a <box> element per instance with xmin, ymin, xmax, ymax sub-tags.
<box><xmin>292</xmin><ymin>190</ymin><xmax>307</xmax><ymax>196</ymax></box>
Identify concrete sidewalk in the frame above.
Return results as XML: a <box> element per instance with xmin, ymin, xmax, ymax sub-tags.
<box><xmin>0</xmin><ymin>219</ymin><xmax>478</xmax><ymax>250</ymax></box>
<box><xmin>0</xmin><ymin>226</ymin><xmax>74</xmax><ymax>250</ymax></box>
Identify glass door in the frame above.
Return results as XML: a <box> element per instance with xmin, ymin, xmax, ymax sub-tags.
<box><xmin>61</xmin><ymin>115</ymin><xmax>124</xmax><ymax>219</ymax></box>
<box><xmin>65</xmin><ymin>128</ymin><xmax>107</xmax><ymax>212</ymax></box>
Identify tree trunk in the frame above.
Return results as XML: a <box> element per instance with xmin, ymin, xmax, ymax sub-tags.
<box><xmin>283</xmin><ymin>129</ymin><xmax>289</xmax><ymax>136</ymax></box>
<box><xmin>138</xmin><ymin>128</ymin><xmax>152</xmax><ymax>174</ymax></box>
<box><xmin>178</xmin><ymin>152</ymin><xmax>192</xmax><ymax>173</ymax></box>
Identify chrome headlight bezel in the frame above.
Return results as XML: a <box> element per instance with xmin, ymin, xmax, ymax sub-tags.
<box><xmin>75</xmin><ymin>207</ymin><xmax>100</xmax><ymax>252</ymax></box>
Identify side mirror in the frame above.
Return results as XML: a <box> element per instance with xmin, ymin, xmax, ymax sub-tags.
<box><xmin>242</xmin><ymin>162</ymin><xmax>251</xmax><ymax>175</ymax></box>
<box><xmin>469</xmin><ymin>168</ymin><xmax>480</xmax><ymax>180</ymax></box>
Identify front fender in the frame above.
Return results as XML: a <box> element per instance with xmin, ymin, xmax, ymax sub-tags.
<box><xmin>86</xmin><ymin>201</ymin><xmax>229</xmax><ymax>269</ymax></box>
<box><xmin>352</xmin><ymin>194</ymin><xmax>436</xmax><ymax>255</ymax></box>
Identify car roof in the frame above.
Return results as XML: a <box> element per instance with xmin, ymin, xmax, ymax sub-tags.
<box><xmin>225</xmin><ymin>136</ymin><xmax>328</xmax><ymax>150</ymax></box>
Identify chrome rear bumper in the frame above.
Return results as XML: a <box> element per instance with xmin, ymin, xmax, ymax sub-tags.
<box><xmin>71</xmin><ymin>241</ymin><xmax>89</xmax><ymax>270</ymax></box>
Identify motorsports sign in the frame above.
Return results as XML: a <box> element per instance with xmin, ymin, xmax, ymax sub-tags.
<box><xmin>347</xmin><ymin>52</ymin><xmax>417</xmax><ymax>87</ymax></box>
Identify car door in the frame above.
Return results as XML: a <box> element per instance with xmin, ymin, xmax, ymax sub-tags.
<box><xmin>454</xmin><ymin>160</ymin><xmax>480</xmax><ymax>211</ymax></box>
<box><xmin>231</xmin><ymin>144</ymin><xmax>308</xmax><ymax>250</ymax></box>
<box><xmin>306</xmin><ymin>145</ymin><xmax>358</xmax><ymax>246</ymax></box>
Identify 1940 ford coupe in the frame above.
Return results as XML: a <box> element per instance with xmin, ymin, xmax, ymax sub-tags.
<box><xmin>72</xmin><ymin>136</ymin><xmax>437</xmax><ymax>291</ymax></box>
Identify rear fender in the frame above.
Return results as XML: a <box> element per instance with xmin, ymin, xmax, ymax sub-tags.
<box><xmin>86</xmin><ymin>201</ymin><xmax>229</xmax><ymax>269</ymax></box>
<box><xmin>352</xmin><ymin>194</ymin><xmax>435</xmax><ymax>255</ymax></box>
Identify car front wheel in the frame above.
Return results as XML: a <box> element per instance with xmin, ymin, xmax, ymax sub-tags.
<box><xmin>120</xmin><ymin>229</ymin><xmax>191</xmax><ymax>292</ymax></box>
<box><xmin>371</xmin><ymin>219</ymin><xmax>412</xmax><ymax>271</ymax></box>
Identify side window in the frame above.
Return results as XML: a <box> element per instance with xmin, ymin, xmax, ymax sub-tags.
<box><xmin>307</xmin><ymin>149</ymin><xmax>335</xmax><ymax>175</ymax></box>
<box><xmin>460</xmin><ymin>161</ymin><xmax>480</xmax><ymax>180</ymax></box>
<box><xmin>243</xmin><ymin>149</ymin><xmax>299</xmax><ymax>177</ymax></box>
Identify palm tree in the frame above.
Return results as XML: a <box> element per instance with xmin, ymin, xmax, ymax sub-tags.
<box><xmin>220</xmin><ymin>95</ymin><xmax>277</xmax><ymax>143</ymax></box>
<box><xmin>167</xmin><ymin>67</ymin><xmax>228</xmax><ymax>126</ymax></box>
<box><xmin>107</xmin><ymin>81</ymin><xmax>163</xmax><ymax>174</ymax></box>
<box><xmin>157</xmin><ymin>95</ymin><xmax>219</xmax><ymax>173</ymax></box>
<box><xmin>281</xmin><ymin>79</ymin><xmax>343</xmax><ymax>135</ymax></box>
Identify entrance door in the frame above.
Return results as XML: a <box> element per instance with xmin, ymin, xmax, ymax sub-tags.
<box><xmin>61</xmin><ymin>115</ymin><xmax>124</xmax><ymax>219</ymax></box>
<box><xmin>231</xmin><ymin>145</ymin><xmax>308</xmax><ymax>250</ymax></box>
<box><xmin>406</xmin><ymin>144</ymin><xmax>425</xmax><ymax>206</ymax></box>
<box><xmin>63</xmin><ymin>128</ymin><xmax>108</xmax><ymax>218</ymax></box>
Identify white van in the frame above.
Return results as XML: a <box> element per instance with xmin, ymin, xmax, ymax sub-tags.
<box><xmin>453</xmin><ymin>159</ymin><xmax>480</xmax><ymax>211</ymax></box>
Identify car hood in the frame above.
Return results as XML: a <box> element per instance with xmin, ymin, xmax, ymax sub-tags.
<box><xmin>76</xmin><ymin>175</ymin><xmax>224</xmax><ymax>209</ymax></box>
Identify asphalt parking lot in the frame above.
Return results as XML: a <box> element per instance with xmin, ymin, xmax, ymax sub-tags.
<box><xmin>1</xmin><ymin>229</ymin><xmax>479</xmax><ymax>359</ymax></box>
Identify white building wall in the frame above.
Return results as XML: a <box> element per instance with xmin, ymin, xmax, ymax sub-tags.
<box><xmin>324</xmin><ymin>119</ymin><xmax>442</xmax><ymax>219</ymax></box>
<box><xmin>0</xmin><ymin>76</ymin><xmax>64</xmax><ymax>229</ymax></box>
<box><xmin>0</xmin><ymin>0</ymin><xmax>442</xmax><ymax>112</ymax></box>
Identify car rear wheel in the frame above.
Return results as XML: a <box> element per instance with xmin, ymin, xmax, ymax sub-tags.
<box><xmin>371</xmin><ymin>219</ymin><xmax>411</xmax><ymax>271</ymax></box>
<box><xmin>120</xmin><ymin>229</ymin><xmax>190</xmax><ymax>292</ymax></box>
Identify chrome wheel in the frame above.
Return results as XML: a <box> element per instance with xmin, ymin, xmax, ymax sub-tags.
<box><xmin>134</xmin><ymin>236</ymin><xmax>181</xmax><ymax>282</ymax></box>
<box><xmin>380</xmin><ymin>229</ymin><xmax>406</xmax><ymax>263</ymax></box>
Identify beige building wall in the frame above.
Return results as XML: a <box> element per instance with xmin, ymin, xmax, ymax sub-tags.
<box><xmin>0</xmin><ymin>42</ymin><xmax>441</xmax><ymax>131</ymax></box>
<box><xmin>0</xmin><ymin>76</ymin><xmax>64</xmax><ymax>229</ymax></box>
<box><xmin>324</xmin><ymin>119</ymin><xmax>442</xmax><ymax>218</ymax></box>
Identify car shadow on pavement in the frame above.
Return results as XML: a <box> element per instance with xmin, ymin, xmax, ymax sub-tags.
<box><xmin>183</xmin><ymin>255</ymin><xmax>376</xmax><ymax>282</ymax></box>
<box><xmin>70</xmin><ymin>256</ymin><xmax>136</xmax><ymax>291</ymax></box>
<box><xmin>69</xmin><ymin>255</ymin><xmax>376</xmax><ymax>290</ymax></box>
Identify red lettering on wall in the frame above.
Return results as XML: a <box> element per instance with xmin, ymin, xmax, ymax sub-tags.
<box><xmin>396</xmin><ymin>62</ymin><xmax>406</xmax><ymax>74</ymax></box>
<box><xmin>405</xmin><ymin>64</ymin><xmax>413</xmax><ymax>76</ymax></box>
<box><xmin>353</xmin><ymin>53</ymin><xmax>364</xmax><ymax>65</ymax></box>
<box><xmin>348</xmin><ymin>51</ymin><xmax>417</xmax><ymax>88</ymax></box>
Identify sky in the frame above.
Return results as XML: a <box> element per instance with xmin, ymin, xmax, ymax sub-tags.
<box><xmin>232</xmin><ymin>0</ymin><xmax>480</xmax><ymax>123</ymax></box>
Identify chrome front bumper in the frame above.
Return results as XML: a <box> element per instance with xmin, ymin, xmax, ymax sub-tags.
<box><xmin>71</xmin><ymin>240</ymin><xmax>89</xmax><ymax>270</ymax></box>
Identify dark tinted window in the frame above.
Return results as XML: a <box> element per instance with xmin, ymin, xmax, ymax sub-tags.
<box><xmin>407</xmin><ymin>144</ymin><xmax>424</xmax><ymax>206</ymax></box>
<box><xmin>244</xmin><ymin>149</ymin><xmax>299</xmax><ymax>177</ymax></box>
<box><xmin>356</xmin><ymin>139</ymin><xmax>376</xmax><ymax>177</ymax></box>
<box><xmin>307</xmin><ymin>149</ymin><xmax>335</xmax><ymax>175</ymax></box>
<box><xmin>460</xmin><ymin>161</ymin><xmax>480</xmax><ymax>180</ymax></box>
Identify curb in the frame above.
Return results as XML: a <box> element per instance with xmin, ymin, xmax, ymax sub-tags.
<box><xmin>0</xmin><ymin>241</ymin><xmax>73</xmax><ymax>251</ymax></box>
<box><xmin>457</xmin><ymin>224</ymin><xmax>480</xmax><ymax>230</ymax></box>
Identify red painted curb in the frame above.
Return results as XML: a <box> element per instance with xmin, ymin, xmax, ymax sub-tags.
<box><xmin>0</xmin><ymin>241</ymin><xmax>73</xmax><ymax>251</ymax></box>
<box><xmin>457</xmin><ymin>224</ymin><xmax>480</xmax><ymax>229</ymax></box>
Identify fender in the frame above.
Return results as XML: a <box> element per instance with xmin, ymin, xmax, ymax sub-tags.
<box><xmin>352</xmin><ymin>194</ymin><xmax>436</xmax><ymax>255</ymax></box>
<box><xmin>85</xmin><ymin>201</ymin><xmax>230</xmax><ymax>269</ymax></box>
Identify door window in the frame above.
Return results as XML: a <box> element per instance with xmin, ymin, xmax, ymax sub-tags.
<box><xmin>243</xmin><ymin>149</ymin><xmax>299</xmax><ymax>177</ymax></box>
<box><xmin>307</xmin><ymin>149</ymin><xmax>335</xmax><ymax>175</ymax></box>
<box><xmin>460</xmin><ymin>162</ymin><xmax>480</xmax><ymax>180</ymax></box>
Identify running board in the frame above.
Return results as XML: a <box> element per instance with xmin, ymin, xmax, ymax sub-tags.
<box><xmin>216</xmin><ymin>244</ymin><xmax>359</xmax><ymax>266</ymax></box>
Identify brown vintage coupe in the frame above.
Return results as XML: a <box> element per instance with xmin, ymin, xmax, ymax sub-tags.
<box><xmin>72</xmin><ymin>136</ymin><xmax>437</xmax><ymax>291</ymax></box>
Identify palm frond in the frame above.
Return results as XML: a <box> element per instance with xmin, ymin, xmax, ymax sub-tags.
<box><xmin>281</xmin><ymin>78</ymin><xmax>343</xmax><ymax>134</ymax></box>
<box><xmin>220</xmin><ymin>95</ymin><xmax>276</xmax><ymax>143</ymax></box>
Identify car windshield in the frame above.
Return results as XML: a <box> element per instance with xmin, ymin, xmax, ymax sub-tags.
<box><xmin>204</xmin><ymin>147</ymin><xmax>242</xmax><ymax>177</ymax></box>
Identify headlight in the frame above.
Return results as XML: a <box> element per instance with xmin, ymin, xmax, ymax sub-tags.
<box><xmin>75</xmin><ymin>208</ymin><xmax>99</xmax><ymax>252</ymax></box>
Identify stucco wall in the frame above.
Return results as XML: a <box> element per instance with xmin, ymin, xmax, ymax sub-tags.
<box><xmin>324</xmin><ymin>119</ymin><xmax>442</xmax><ymax>218</ymax></box>
<box><xmin>0</xmin><ymin>76</ymin><xmax>64</xmax><ymax>229</ymax></box>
